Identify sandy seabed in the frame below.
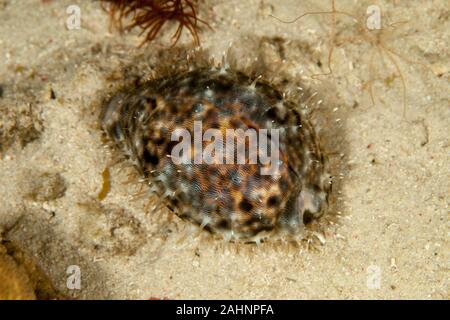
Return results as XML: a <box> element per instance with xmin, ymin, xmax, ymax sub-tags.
<box><xmin>0</xmin><ymin>0</ymin><xmax>448</xmax><ymax>299</ymax></box>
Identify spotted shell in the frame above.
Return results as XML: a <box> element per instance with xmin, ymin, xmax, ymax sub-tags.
<box><xmin>101</xmin><ymin>67</ymin><xmax>331</xmax><ymax>242</ymax></box>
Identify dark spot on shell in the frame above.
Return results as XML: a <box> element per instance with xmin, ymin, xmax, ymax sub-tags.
<box><xmin>147</xmin><ymin>97</ymin><xmax>157</xmax><ymax>107</ymax></box>
<box><xmin>153</xmin><ymin>137</ymin><xmax>165</xmax><ymax>145</ymax></box>
<box><xmin>165</xmin><ymin>140</ymin><xmax>179</xmax><ymax>156</ymax></box>
<box><xmin>265</xmin><ymin>107</ymin><xmax>277</xmax><ymax>120</ymax></box>
<box><xmin>216</xmin><ymin>219</ymin><xmax>230</xmax><ymax>230</ymax></box>
<box><xmin>169</xmin><ymin>197</ymin><xmax>179</xmax><ymax>208</ymax></box>
<box><xmin>239</xmin><ymin>198</ymin><xmax>253</xmax><ymax>212</ymax></box>
<box><xmin>303</xmin><ymin>211</ymin><xmax>314</xmax><ymax>225</ymax></box>
<box><xmin>143</xmin><ymin>149</ymin><xmax>159</xmax><ymax>166</ymax></box>
<box><xmin>205</xmin><ymin>108</ymin><xmax>219</xmax><ymax>122</ymax></box>
<box><xmin>267</xmin><ymin>195</ymin><xmax>281</xmax><ymax>207</ymax></box>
